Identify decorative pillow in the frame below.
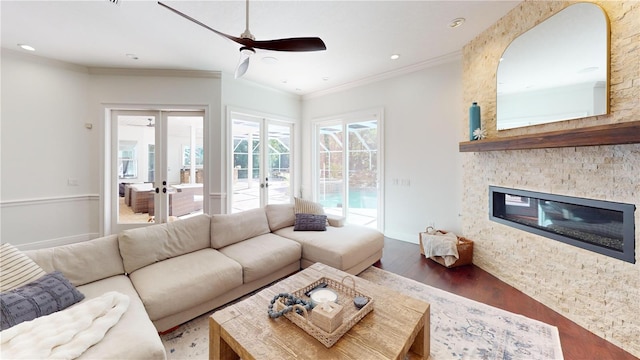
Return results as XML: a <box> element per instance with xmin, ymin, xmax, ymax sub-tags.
<box><xmin>294</xmin><ymin>213</ymin><xmax>328</xmax><ymax>231</ymax></box>
<box><xmin>0</xmin><ymin>271</ymin><xmax>85</xmax><ymax>330</ymax></box>
<box><xmin>0</xmin><ymin>243</ymin><xmax>46</xmax><ymax>292</ymax></box>
<box><xmin>294</xmin><ymin>197</ymin><xmax>325</xmax><ymax>215</ymax></box>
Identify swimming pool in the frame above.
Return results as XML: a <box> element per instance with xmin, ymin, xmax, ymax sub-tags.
<box><xmin>318</xmin><ymin>189</ymin><xmax>377</xmax><ymax>209</ymax></box>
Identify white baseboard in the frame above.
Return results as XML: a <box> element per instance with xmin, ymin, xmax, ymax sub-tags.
<box><xmin>15</xmin><ymin>233</ymin><xmax>100</xmax><ymax>251</ymax></box>
<box><xmin>383</xmin><ymin>231</ymin><xmax>419</xmax><ymax>244</ymax></box>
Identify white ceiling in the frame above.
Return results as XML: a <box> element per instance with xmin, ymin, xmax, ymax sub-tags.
<box><xmin>1</xmin><ymin>0</ymin><xmax>521</xmax><ymax>96</ymax></box>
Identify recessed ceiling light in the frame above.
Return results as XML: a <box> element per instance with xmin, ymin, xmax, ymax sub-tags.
<box><xmin>449</xmin><ymin>18</ymin><xmax>465</xmax><ymax>28</ymax></box>
<box><xmin>18</xmin><ymin>44</ymin><xmax>35</xmax><ymax>51</ymax></box>
<box><xmin>261</xmin><ymin>56</ymin><xmax>278</xmax><ymax>64</ymax></box>
<box><xmin>126</xmin><ymin>53</ymin><xmax>139</xmax><ymax>60</ymax></box>
<box><xmin>390</xmin><ymin>54</ymin><xmax>400</xmax><ymax>60</ymax></box>
<box><xmin>322</xmin><ymin>76</ymin><xmax>329</xmax><ymax>81</ymax></box>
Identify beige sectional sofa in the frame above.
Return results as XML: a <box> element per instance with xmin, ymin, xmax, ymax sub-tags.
<box><xmin>23</xmin><ymin>203</ymin><xmax>384</xmax><ymax>359</ymax></box>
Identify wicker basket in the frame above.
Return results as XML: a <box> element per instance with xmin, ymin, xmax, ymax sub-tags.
<box><xmin>419</xmin><ymin>227</ymin><xmax>474</xmax><ymax>268</ymax></box>
<box><xmin>277</xmin><ymin>276</ymin><xmax>374</xmax><ymax>348</ymax></box>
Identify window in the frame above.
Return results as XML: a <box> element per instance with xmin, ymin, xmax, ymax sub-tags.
<box><xmin>183</xmin><ymin>146</ymin><xmax>204</xmax><ymax>167</ymax></box>
<box><xmin>118</xmin><ymin>141</ymin><xmax>137</xmax><ymax>179</ymax></box>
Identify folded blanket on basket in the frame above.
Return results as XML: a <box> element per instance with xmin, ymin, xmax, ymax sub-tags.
<box><xmin>422</xmin><ymin>231</ymin><xmax>459</xmax><ymax>267</ymax></box>
<box><xmin>0</xmin><ymin>291</ymin><xmax>129</xmax><ymax>360</ymax></box>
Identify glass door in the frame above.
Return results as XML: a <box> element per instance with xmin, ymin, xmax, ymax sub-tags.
<box><xmin>346</xmin><ymin>120</ymin><xmax>379</xmax><ymax>227</ymax></box>
<box><xmin>315</xmin><ymin>112</ymin><xmax>381</xmax><ymax>229</ymax></box>
<box><xmin>266</xmin><ymin>122</ymin><xmax>292</xmax><ymax>205</ymax></box>
<box><xmin>317</xmin><ymin>122</ymin><xmax>344</xmax><ymax>217</ymax></box>
<box><xmin>110</xmin><ymin>110</ymin><xmax>204</xmax><ymax>233</ymax></box>
<box><xmin>230</xmin><ymin>112</ymin><xmax>293</xmax><ymax>213</ymax></box>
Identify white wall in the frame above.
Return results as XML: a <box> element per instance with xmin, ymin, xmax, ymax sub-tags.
<box><xmin>0</xmin><ymin>50</ymin><xmax>303</xmax><ymax>248</ymax></box>
<box><xmin>302</xmin><ymin>60</ymin><xmax>464</xmax><ymax>243</ymax></box>
<box><xmin>1</xmin><ymin>50</ymin><xmax>98</xmax><ymax>248</ymax></box>
<box><xmin>1</xmin><ymin>50</ymin><xmax>456</xmax><ymax>248</ymax></box>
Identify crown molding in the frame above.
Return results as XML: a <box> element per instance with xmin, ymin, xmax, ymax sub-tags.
<box><xmin>303</xmin><ymin>50</ymin><xmax>462</xmax><ymax>100</ymax></box>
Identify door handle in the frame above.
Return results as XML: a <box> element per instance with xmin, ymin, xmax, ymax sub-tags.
<box><xmin>155</xmin><ymin>188</ymin><xmax>160</xmax><ymax>194</ymax></box>
<box><xmin>163</xmin><ymin>188</ymin><xmax>167</xmax><ymax>193</ymax></box>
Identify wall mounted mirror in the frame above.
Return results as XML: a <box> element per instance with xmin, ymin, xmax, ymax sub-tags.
<box><xmin>496</xmin><ymin>3</ymin><xmax>609</xmax><ymax>130</ymax></box>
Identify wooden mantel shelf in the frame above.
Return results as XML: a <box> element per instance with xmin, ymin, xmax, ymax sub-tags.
<box><xmin>459</xmin><ymin>122</ymin><xmax>640</xmax><ymax>152</ymax></box>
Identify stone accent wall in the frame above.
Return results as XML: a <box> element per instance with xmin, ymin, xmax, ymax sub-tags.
<box><xmin>461</xmin><ymin>1</ymin><xmax>639</xmax><ymax>356</ymax></box>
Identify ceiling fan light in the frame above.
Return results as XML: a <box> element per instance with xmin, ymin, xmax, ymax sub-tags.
<box><xmin>235</xmin><ymin>47</ymin><xmax>255</xmax><ymax>79</ymax></box>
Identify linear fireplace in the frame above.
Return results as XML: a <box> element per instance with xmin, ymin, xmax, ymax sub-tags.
<box><xmin>489</xmin><ymin>186</ymin><xmax>636</xmax><ymax>263</ymax></box>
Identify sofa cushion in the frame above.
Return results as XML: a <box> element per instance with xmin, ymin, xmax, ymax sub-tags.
<box><xmin>326</xmin><ymin>214</ymin><xmax>346</xmax><ymax>228</ymax></box>
<box><xmin>75</xmin><ymin>275</ymin><xmax>165</xmax><ymax>360</ymax></box>
<box><xmin>265</xmin><ymin>203</ymin><xmax>296</xmax><ymax>231</ymax></box>
<box><xmin>25</xmin><ymin>235</ymin><xmax>125</xmax><ymax>287</ymax></box>
<box><xmin>218</xmin><ymin>233</ymin><xmax>301</xmax><ymax>283</ymax></box>
<box><xmin>275</xmin><ymin>225</ymin><xmax>384</xmax><ymax>271</ymax></box>
<box><xmin>211</xmin><ymin>208</ymin><xmax>270</xmax><ymax>249</ymax></box>
<box><xmin>119</xmin><ymin>214</ymin><xmax>211</xmax><ymax>274</ymax></box>
<box><xmin>1</xmin><ymin>243</ymin><xmax>46</xmax><ymax>292</ymax></box>
<box><xmin>294</xmin><ymin>213</ymin><xmax>327</xmax><ymax>231</ymax></box>
<box><xmin>294</xmin><ymin>197</ymin><xmax>325</xmax><ymax>214</ymax></box>
<box><xmin>1</xmin><ymin>271</ymin><xmax>85</xmax><ymax>330</ymax></box>
<box><xmin>128</xmin><ymin>248</ymin><xmax>242</xmax><ymax>321</ymax></box>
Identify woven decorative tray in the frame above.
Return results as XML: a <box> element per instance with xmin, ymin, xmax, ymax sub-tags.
<box><xmin>276</xmin><ymin>276</ymin><xmax>374</xmax><ymax>348</ymax></box>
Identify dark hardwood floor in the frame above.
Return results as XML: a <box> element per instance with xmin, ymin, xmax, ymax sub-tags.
<box><xmin>374</xmin><ymin>238</ymin><xmax>638</xmax><ymax>360</ymax></box>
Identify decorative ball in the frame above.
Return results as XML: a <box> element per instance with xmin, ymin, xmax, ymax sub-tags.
<box><xmin>353</xmin><ymin>296</ymin><xmax>368</xmax><ymax>309</ymax></box>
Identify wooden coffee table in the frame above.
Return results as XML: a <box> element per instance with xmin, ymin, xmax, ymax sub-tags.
<box><xmin>209</xmin><ymin>263</ymin><xmax>430</xmax><ymax>359</ymax></box>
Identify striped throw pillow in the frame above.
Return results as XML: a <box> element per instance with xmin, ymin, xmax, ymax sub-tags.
<box><xmin>0</xmin><ymin>243</ymin><xmax>46</xmax><ymax>292</ymax></box>
<box><xmin>294</xmin><ymin>197</ymin><xmax>325</xmax><ymax>215</ymax></box>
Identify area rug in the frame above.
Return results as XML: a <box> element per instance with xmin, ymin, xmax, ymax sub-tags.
<box><xmin>160</xmin><ymin>267</ymin><xmax>564</xmax><ymax>359</ymax></box>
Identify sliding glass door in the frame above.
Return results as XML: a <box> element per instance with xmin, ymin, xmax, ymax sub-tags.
<box><xmin>230</xmin><ymin>111</ymin><xmax>293</xmax><ymax>213</ymax></box>
<box><xmin>315</xmin><ymin>110</ymin><xmax>382</xmax><ymax>229</ymax></box>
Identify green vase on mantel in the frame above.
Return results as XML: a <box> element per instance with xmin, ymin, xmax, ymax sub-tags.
<box><xmin>469</xmin><ymin>102</ymin><xmax>481</xmax><ymax>141</ymax></box>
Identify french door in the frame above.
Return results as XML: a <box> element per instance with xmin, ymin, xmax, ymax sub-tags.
<box><xmin>109</xmin><ymin>109</ymin><xmax>205</xmax><ymax>233</ymax></box>
<box><xmin>314</xmin><ymin>110</ymin><xmax>383</xmax><ymax>229</ymax></box>
<box><xmin>230</xmin><ymin>111</ymin><xmax>293</xmax><ymax>213</ymax></box>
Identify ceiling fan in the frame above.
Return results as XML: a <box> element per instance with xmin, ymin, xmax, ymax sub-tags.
<box><xmin>128</xmin><ymin>118</ymin><xmax>155</xmax><ymax>127</ymax></box>
<box><xmin>158</xmin><ymin>1</ymin><xmax>327</xmax><ymax>78</ymax></box>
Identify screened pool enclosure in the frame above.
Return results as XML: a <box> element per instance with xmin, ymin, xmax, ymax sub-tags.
<box><xmin>231</xmin><ymin>112</ymin><xmax>379</xmax><ymax>229</ymax></box>
<box><xmin>316</xmin><ymin>119</ymin><xmax>379</xmax><ymax>228</ymax></box>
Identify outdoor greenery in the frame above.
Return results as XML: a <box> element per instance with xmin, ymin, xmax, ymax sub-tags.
<box><xmin>233</xmin><ymin>138</ymin><xmax>290</xmax><ymax>179</ymax></box>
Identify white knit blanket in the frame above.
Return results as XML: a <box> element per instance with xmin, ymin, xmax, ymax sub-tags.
<box><xmin>0</xmin><ymin>291</ymin><xmax>130</xmax><ymax>360</ymax></box>
<box><xmin>422</xmin><ymin>231</ymin><xmax>460</xmax><ymax>266</ymax></box>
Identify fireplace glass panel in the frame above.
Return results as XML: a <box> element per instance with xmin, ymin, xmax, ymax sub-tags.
<box><xmin>490</xmin><ymin>186</ymin><xmax>635</xmax><ymax>263</ymax></box>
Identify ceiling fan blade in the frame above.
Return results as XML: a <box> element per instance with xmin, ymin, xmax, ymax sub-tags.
<box><xmin>158</xmin><ymin>2</ymin><xmax>245</xmax><ymax>44</ymax></box>
<box><xmin>158</xmin><ymin>2</ymin><xmax>326</xmax><ymax>53</ymax></box>
<box><xmin>248</xmin><ymin>37</ymin><xmax>326</xmax><ymax>52</ymax></box>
